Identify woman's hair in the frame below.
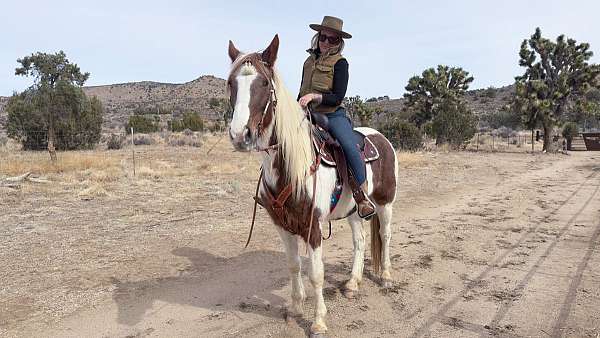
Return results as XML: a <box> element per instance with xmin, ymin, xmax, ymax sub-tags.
<box><xmin>310</xmin><ymin>32</ymin><xmax>345</xmax><ymax>55</ymax></box>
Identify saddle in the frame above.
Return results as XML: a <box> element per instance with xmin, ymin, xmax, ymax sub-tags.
<box><xmin>310</xmin><ymin>111</ymin><xmax>380</xmax><ymax>215</ymax></box>
<box><xmin>310</xmin><ymin>111</ymin><xmax>380</xmax><ymax>168</ymax></box>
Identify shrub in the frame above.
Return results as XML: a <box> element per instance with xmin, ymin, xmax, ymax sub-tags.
<box><xmin>208</xmin><ymin>121</ymin><xmax>226</xmax><ymax>133</ymax></box>
<box><xmin>7</xmin><ymin>90</ymin><xmax>103</xmax><ymax>150</ymax></box>
<box><xmin>170</xmin><ymin>112</ymin><xmax>204</xmax><ymax>132</ymax></box>
<box><xmin>562</xmin><ymin>122</ymin><xmax>578</xmax><ymax>140</ymax></box>
<box><xmin>107</xmin><ymin>133</ymin><xmax>125</xmax><ymax>150</ymax></box>
<box><xmin>481</xmin><ymin>109</ymin><xmax>522</xmax><ymax>130</ymax></box>
<box><xmin>494</xmin><ymin>126</ymin><xmax>515</xmax><ymax>138</ymax></box>
<box><xmin>127</xmin><ymin>115</ymin><xmax>159</xmax><ymax>133</ymax></box>
<box><xmin>380</xmin><ymin>120</ymin><xmax>423</xmax><ymax>151</ymax></box>
<box><xmin>166</xmin><ymin>133</ymin><xmax>202</xmax><ymax>147</ymax></box>
<box><xmin>133</xmin><ymin>134</ymin><xmax>155</xmax><ymax>145</ymax></box>
<box><xmin>432</xmin><ymin>100</ymin><xmax>477</xmax><ymax>148</ymax></box>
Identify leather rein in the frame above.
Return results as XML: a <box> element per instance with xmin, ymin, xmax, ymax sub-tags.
<box><xmin>242</xmin><ymin>60</ymin><xmax>331</xmax><ymax>249</ymax></box>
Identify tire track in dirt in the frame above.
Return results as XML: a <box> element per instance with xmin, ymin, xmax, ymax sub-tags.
<box><xmin>479</xmin><ymin>180</ymin><xmax>600</xmax><ymax>337</ymax></box>
<box><xmin>410</xmin><ymin>171</ymin><xmax>598</xmax><ymax>338</ymax></box>
<box><xmin>551</xmin><ymin>216</ymin><xmax>600</xmax><ymax>337</ymax></box>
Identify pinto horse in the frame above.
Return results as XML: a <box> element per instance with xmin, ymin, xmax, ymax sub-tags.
<box><xmin>227</xmin><ymin>35</ymin><xmax>398</xmax><ymax>335</ymax></box>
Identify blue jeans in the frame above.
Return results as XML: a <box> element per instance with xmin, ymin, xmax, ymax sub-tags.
<box><xmin>327</xmin><ymin>107</ymin><xmax>366</xmax><ymax>185</ymax></box>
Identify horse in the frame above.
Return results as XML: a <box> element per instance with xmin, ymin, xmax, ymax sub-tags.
<box><xmin>226</xmin><ymin>34</ymin><xmax>398</xmax><ymax>335</ymax></box>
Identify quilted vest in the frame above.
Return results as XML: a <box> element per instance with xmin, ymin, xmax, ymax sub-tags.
<box><xmin>299</xmin><ymin>50</ymin><xmax>345</xmax><ymax>113</ymax></box>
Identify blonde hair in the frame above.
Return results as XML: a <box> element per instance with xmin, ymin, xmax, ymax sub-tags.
<box><xmin>272</xmin><ymin>70</ymin><xmax>314</xmax><ymax>199</ymax></box>
<box><xmin>310</xmin><ymin>32</ymin><xmax>345</xmax><ymax>55</ymax></box>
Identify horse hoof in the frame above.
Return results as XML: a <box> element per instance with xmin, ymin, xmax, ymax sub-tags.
<box><xmin>310</xmin><ymin>333</ymin><xmax>327</xmax><ymax>338</ymax></box>
<box><xmin>310</xmin><ymin>322</ymin><xmax>328</xmax><ymax>335</ymax></box>
<box><xmin>343</xmin><ymin>289</ymin><xmax>356</xmax><ymax>299</ymax></box>
<box><xmin>382</xmin><ymin>279</ymin><xmax>393</xmax><ymax>289</ymax></box>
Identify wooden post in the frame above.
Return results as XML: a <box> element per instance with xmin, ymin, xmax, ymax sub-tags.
<box><xmin>531</xmin><ymin>129</ymin><xmax>534</xmax><ymax>152</ymax></box>
<box><xmin>131</xmin><ymin>127</ymin><xmax>136</xmax><ymax>176</ymax></box>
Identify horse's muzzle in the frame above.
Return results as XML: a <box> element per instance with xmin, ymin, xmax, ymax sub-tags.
<box><xmin>229</xmin><ymin>126</ymin><xmax>253</xmax><ymax>151</ymax></box>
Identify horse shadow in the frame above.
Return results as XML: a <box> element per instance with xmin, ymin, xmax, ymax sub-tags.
<box><xmin>109</xmin><ymin>247</ymin><xmax>356</xmax><ymax>335</ymax></box>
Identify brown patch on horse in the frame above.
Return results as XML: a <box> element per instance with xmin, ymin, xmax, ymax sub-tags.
<box><xmin>260</xmin><ymin>149</ymin><xmax>322</xmax><ymax>249</ymax></box>
<box><xmin>367</xmin><ymin>133</ymin><xmax>397</xmax><ymax>205</ymax></box>
<box><xmin>228</xmin><ymin>53</ymin><xmax>276</xmax><ymax>137</ymax></box>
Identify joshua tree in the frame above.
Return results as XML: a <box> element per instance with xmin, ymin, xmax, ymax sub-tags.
<box><xmin>512</xmin><ymin>28</ymin><xmax>600</xmax><ymax>152</ymax></box>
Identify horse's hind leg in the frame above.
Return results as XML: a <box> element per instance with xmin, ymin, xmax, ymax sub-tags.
<box><xmin>308</xmin><ymin>244</ymin><xmax>327</xmax><ymax>334</ymax></box>
<box><xmin>378</xmin><ymin>203</ymin><xmax>394</xmax><ymax>287</ymax></box>
<box><xmin>276</xmin><ymin>227</ymin><xmax>305</xmax><ymax>316</ymax></box>
<box><xmin>344</xmin><ymin>212</ymin><xmax>365</xmax><ymax>298</ymax></box>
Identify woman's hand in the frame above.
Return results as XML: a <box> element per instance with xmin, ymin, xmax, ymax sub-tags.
<box><xmin>298</xmin><ymin>93</ymin><xmax>322</xmax><ymax>108</ymax></box>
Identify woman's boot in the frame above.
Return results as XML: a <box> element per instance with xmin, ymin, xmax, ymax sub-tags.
<box><xmin>352</xmin><ymin>180</ymin><xmax>376</xmax><ymax>219</ymax></box>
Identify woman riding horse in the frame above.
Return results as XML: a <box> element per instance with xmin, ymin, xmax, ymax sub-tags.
<box><xmin>297</xmin><ymin>16</ymin><xmax>376</xmax><ymax>219</ymax></box>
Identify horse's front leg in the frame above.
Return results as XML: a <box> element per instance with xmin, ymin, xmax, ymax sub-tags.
<box><xmin>308</xmin><ymin>243</ymin><xmax>327</xmax><ymax>335</ymax></box>
<box><xmin>276</xmin><ymin>227</ymin><xmax>305</xmax><ymax>316</ymax></box>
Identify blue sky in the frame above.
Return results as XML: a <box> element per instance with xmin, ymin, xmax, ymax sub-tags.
<box><xmin>1</xmin><ymin>0</ymin><xmax>599</xmax><ymax>99</ymax></box>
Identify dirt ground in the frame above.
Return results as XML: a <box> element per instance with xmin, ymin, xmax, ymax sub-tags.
<box><xmin>1</xmin><ymin>134</ymin><xmax>599</xmax><ymax>338</ymax></box>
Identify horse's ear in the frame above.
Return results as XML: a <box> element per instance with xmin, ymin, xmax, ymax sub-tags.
<box><xmin>261</xmin><ymin>34</ymin><xmax>279</xmax><ymax>67</ymax></box>
<box><xmin>228</xmin><ymin>40</ymin><xmax>241</xmax><ymax>62</ymax></box>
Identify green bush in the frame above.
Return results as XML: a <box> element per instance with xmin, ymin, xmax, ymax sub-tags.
<box><xmin>170</xmin><ymin>112</ymin><xmax>204</xmax><ymax>132</ymax></box>
<box><xmin>561</xmin><ymin>122</ymin><xmax>578</xmax><ymax>140</ymax></box>
<box><xmin>133</xmin><ymin>134</ymin><xmax>155</xmax><ymax>145</ymax></box>
<box><xmin>7</xmin><ymin>89</ymin><xmax>103</xmax><ymax>150</ymax></box>
<box><xmin>127</xmin><ymin>115</ymin><xmax>159</xmax><ymax>133</ymax></box>
<box><xmin>107</xmin><ymin>133</ymin><xmax>125</xmax><ymax>150</ymax></box>
<box><xmin>481</xmin><ymin>109</ymin><xmax>522</xmax><ymax>130</ymax></box>
<box><xmin>432</xmin><ymin>100</ymin><xmax>477</xmax><ymax>148</ymax></box>
<box><xmin>380</xmin><ymin>120</ymin><xmax>423</xmax><ymax>151</ymax></box>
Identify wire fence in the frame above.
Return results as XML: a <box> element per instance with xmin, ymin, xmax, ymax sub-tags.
<box><xmin>0</xmin><ymin>128</ymin><xmax>573</xmax><ymax>177</ymax></box>
<box><xmin>1</xmin><ymin>128</ymin><xmax>569</xmax><ymax>154</ymax></box>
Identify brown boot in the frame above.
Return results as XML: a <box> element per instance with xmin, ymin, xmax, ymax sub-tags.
<box><xmin>355</xmin><ymin>181</ymin><xmax>376</xmax><ymax>219</ymax></box>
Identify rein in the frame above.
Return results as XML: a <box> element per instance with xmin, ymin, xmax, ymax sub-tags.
<box><xmin>245</xmin><ymin>107</ymin><xmax>332</xmax><ymax>250</ymax></box>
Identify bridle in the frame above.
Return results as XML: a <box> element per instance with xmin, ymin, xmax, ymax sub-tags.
<box><xmin>229</xmin><ymin>56</ymin><xmax>279</xmax><ymax>150</ymax></box>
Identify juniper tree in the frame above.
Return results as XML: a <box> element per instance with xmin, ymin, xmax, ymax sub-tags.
<box><xmin>513</xmin><ymin>28</ymin><xmax>600</xmax><ymax>152</ymax></box>
<box><xmin>13</xmin><ymin>51</ymin><xmax>91</xmax><ymax>161</ymax></box>
<box><xmin>403</xmin><ymin>65</ymin><xmax>474</xmax><ymax>127</ymax></box>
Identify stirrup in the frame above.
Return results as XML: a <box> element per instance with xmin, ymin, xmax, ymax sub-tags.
<box><xmin>357</xmin><ymin>200</ymin><xmax>376</xmax><ymax>219</ymax></box>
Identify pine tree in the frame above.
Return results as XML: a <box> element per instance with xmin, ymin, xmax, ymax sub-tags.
<box><xmin>12</xmin><ymin>51</ymin><xmax>95</xmax><ymax>160</ymax></box>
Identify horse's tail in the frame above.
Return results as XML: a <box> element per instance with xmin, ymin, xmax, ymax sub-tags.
<box><xmin>370</xmin><ymin>213</ymin><xmax>382</xmax><ymax>275</ymax></box>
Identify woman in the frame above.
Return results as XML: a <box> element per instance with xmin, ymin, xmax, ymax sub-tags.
<box><xmin>298</xmin><ymin>16</ymin><xmax>375</xmax><ymax>219</ymax></box>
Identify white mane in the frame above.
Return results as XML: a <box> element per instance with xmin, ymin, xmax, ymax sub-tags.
<box><xmin>230</xmin><ymin>54</ymin><xmax>314</xmax><ymax>198</ymax></box>
<box><xmin>272</xmin><ymin>70</ymin><xmax>314</xmax><ymax>198</ymax></box>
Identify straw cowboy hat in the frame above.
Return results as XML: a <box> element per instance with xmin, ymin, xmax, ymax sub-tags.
<box><xmin>309</xmin><ymin>16</ymin><xmax>352</xmax><ymax>39</ymax></box>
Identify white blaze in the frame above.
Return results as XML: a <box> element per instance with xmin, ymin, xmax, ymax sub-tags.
<box><xmin>230</xmin><ymin>65</ymin><xmax>257</xmax><ymax>136</ymax></box>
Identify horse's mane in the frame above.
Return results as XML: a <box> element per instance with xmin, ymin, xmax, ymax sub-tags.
<box><xmin>272</xmin><ymin>70</ymin><xmax>314</xmax><ymax>198</ymax></box>
<box><xmin>230</xmin><ymin>53</ymin><xmax>314</xmax><ymax>198</ymax></box>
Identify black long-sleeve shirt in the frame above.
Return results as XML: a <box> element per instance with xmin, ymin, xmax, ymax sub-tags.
<box><xmin>298</xmin><ymin>53</ymin><xmax>349</xmax><ymax>107</ymax></box>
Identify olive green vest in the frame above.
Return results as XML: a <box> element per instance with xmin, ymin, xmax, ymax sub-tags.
<box><xmin>299</xmin><ymin>50</ymin><xmax>345</xmax><ymax>113</ymax></box>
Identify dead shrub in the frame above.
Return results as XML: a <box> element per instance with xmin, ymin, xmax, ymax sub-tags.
<box><xmin>133</xmin><ymin>134</ymin><xmax>155</xmax><ymax>145</ymax></box>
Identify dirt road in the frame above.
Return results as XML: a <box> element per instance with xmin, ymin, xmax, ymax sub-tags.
<box><xmin>1</xmin><ymin>141</ymin><xmax>599</xmax><ymax>337</ymax></box>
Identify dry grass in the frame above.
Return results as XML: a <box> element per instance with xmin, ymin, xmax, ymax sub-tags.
<box><xmin>77</xmin><ymin>183</ymin><xmax>109</xmax><ymax>200</ymax></box>
<box><xmin>397</xmin><ymin>151</ymin><xmax>429</xmax><ymax>168</ymax></box>
<box><xmin>0</xmin><ymin>151</ymin><xmax>120</xmax><ymax>176</ymax></box>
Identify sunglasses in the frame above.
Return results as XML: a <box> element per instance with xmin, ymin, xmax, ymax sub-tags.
<box><xmin>318</xmin><ymin>34</ymin><xmax>341</xmax><ymax>44</ymax></box>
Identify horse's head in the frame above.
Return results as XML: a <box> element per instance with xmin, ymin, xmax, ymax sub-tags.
<box><xmin>227</xmin><ymin>35</ymin><xmax>279</xmax><ymax>151</ymax></box>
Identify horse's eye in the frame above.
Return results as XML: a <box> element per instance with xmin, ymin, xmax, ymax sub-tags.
<box><xmin>263</xmin><ymin>79</ymin><xmax>269</xmax><ymax>87</ymax></box>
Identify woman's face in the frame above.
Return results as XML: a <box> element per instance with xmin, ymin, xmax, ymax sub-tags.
<box><xmin>318</xmin><ymin>28</ymin><xmax>341</xmax><ymax>53</ymax></box>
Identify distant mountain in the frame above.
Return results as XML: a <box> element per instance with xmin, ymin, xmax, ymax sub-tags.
<box><xmin>0</xmin><ymin>77</ymin><xmax>515</xmax><ymax>133</ymax></box>
<box><xmin>367</xmin><ymin>85</ymin><xmax>515</xmax><ymax>123</ymax></box>
<box><xmin>82</xmin><ymin>75</ymin><xmax>227</xmax><ymax>130</ymax></box>
<box><xmin>0</xmin><ymin>75</ymin><xmax>227</xmax><ymax>132</ymax></box>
